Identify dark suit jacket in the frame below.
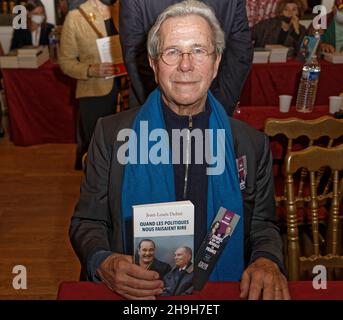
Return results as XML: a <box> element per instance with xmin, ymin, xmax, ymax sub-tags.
<box><xmin>150</xmin><ymin>258</ymin><xmax>172</xmax><ymax>280</ymax></box>
<box><xmin>69</xmin><ymin>106</ymin><xmax>284</xmax><ymax>280</ymax></box>
<box><xmin>10</xmin><ymin>23</ymin><xmax>54</xmax><ymax>50</ymax></box>
<box><xmin>162</xmin><ymin>265</ymin><xmax>193</xmax><ymax>296</ymax></box>
<box><xmin>119</xmin><ymin>0</ymin><xmax>253</xmax><ymax>115</ymax></box>
<box><xmin>251</xmin><ymin>17</ymin><xmax>307</xmax><ymax>57</ymax></box>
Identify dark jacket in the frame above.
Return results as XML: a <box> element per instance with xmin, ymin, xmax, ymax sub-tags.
<box><xmin>162</xmin><ymin>264</ymin><xmax>194</xmax><ymax>296</ymax></box>
<box><xmin>69</xmin><ymin>106</ymin><xmax>284</xmax><ymax>280</ymax></box>
<box><xmin>251</xmin><ymin>17</ymin><xmax>307</xmax><ymax>56</ymax></box>
<box><xmin>10</xmin><ymin>23</ymin><xmax>54</xmax><ymax>50</ymax></box>
<box><xmin>119</xmin><ymin>0</ymin><xmax>253</xmax><ymax>115</ymax></box>
<box><xmin>150</xmin><ymin>258</ymin><xmax>172</xmax><ymax>280</ymax></box>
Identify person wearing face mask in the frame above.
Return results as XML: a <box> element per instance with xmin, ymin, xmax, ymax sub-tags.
<box><xmin>59</xmin><ymin>0</ymin><xmax>119</xmax><ymax>170</ymax></box>
<box><xmin>317</xmin><ymin>0</ymin><xmax>343</xmax><ymax>53</ymax></box>
<box><xmin>251</xmin><ymin>0</ymin><xmax>307</xmax><ymax>57</ymax></box>
<box><xmin>10</xmin><ymin>0</ymin><xmax>54</xmax><ymax>50</ymax></box>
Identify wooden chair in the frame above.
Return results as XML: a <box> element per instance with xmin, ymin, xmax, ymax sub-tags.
<box><xmin>285</xmin><ymin>145</ymin><xmax>343</xmax><ymax>280</ymax></box>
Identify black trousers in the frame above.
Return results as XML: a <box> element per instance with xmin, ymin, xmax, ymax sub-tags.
<box><xmin>75</xmin><ymin>82</ymin><xmax>118</xmax><ymax>169</ymax></box>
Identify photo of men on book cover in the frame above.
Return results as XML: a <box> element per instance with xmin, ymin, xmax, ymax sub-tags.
<box><xmin>134</xmin><ymin>236</ymin><xmax>194</xmax><ymax>296</ymax></box>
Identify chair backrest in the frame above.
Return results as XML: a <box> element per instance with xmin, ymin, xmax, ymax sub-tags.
<box><xmin>285</xmin><ymin>144</ymin><xmax>343</xmax><ymax>280</ymax></box>
<box><xmin>264</xmin><ymin>116</ymin><xmax>343</xmax><ymax>207</ymax></box>
<box><xmin>265</xmin><ymin>116</ymin><xmax>343</xmax><ymax>151</ymax></box>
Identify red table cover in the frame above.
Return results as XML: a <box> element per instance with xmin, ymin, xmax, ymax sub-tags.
<box><xmin>240</xmin><ymin>59</ymin><xmax>343</xmax><ymax>107</ymax></box>
<box><xmin>2</xmin><ymin>60</ymin><xmax>77</xmax><ymax>146</ymax></box>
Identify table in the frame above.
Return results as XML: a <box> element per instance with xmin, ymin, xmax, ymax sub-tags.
<box><xmin>57</xmin><ymin>281</ymin><xmax>343</xmax><ymax>300</ymax></box>
<box><xmin>2</xmin><ymin>60</ymin><xmax>77</xmax><ymax>146</ymax></box>
<box><xmin>240</xmin><ymin>59</ymin><xmax>343</xmax><ymax>106</ymax></box>
<box><xmin>234</xmin><ymin>105</ymin><xmax>330</xmax><ymax>130</ymax></box>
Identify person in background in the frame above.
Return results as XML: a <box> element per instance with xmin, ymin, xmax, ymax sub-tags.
<box><xmin>69</xmin><ymin>0</ymin><xmax>289</xmax><ymax>300</ymax></box>
<box><xmin>317</xmin><ymin>0</ymin><xmax>343</xmax><ymax>53</ymax></box>
<box><xmin>135</xmin><ymin>239</ymin><xmax>171</xmax><ymax>280</ymax></box>
<box><xmin>246</xmin><ymin>0</ymin><xmax>278</xmax><ymax>27</ymax></box>
<box><xmin>251</xmin><ymin>0</ymin><xmax>307</xmax><ymax>56</ymax></box>
<box><xmin>59</xmin><ymin>0</ymin><xmax>119</xmax><ymax>170</ymax></box>
<box><xmin>119</xmin><ymin>0</ymin><xmax>253</xmax><ymax>116</ymax></box>
<box><xmin>68</xmin><ymin>0</ymin><xmax>87</xmax><ymax>10</ymax></box>
<box><xmin>10</xmin><ymin>0</ymin><xmax>54</xmax><ymax>50</ymax></box>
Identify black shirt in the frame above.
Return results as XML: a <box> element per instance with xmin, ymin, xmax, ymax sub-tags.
<box><xmin>162</xmin><ymin>99</ymin><xmax>211</xmax><ymax>253</ymax></box>
<box><xmin>104</xmin><ymin>18</ymin><xmax>118</xmax><ymax>37</ymax></box>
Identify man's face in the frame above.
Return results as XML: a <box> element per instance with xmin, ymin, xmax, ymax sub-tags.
<box><xmin>149</xmin><ymin>15</ymin><xmax>221</xmax><ymax>110</ymax></box>
<box><xmin>138</xmin><ymin>241</ymin><xmax>155</xmax><ymax>264</ymax></box>
<box><xmin>282</xmin><ymin>3</ymin><xmax>299</xmax><ymax>17</ymax></box>
<box><xmin>174</xmin><ymin>248</ymin><xmax>191</xmax><ymax>268</ymax></box>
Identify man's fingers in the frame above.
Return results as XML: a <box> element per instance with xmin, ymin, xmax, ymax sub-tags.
<box><xmin>126</xmin><ymin>263</ymin><xmax>161</xmax><ymax>281</ymax></box>
<box><xmin>239</xmin><ymin>270</ymin><xmax>251</xmax><ymax>298</ymax></box>
<box><xmin>262</xmin><ymin>282</ymin><xmax>275</xmax><ymax>300</ymax></box>
<box><xmin>122</xmin><ymin>272</ymin><xmax>163</xmax><ymax>291</ymax></box>
<box><xmin>248</xmin><ymin>273</ymin><xmax>263</xmax><ymax>300</ymax></box>
<box><xmin>280</xmin><ymin>276</ymin><xmax>291</xmax><ymax>300</ymax></box>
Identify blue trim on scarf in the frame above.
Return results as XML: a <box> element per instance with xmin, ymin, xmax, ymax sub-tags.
<box><xmin>121</xmin><ymin>88</ymin><xmax>244</xmax><ymax>281</ymax></box>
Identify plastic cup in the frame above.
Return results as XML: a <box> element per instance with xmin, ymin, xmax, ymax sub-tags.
<box><xmin>279</xmin><ymin>95</ymin><xmax>292</xmax><ymax>113</ymax></box>
<box><xmin>329</xmin><ymin>96</ymin><xmax>343</xmax><ymax>114</ymax></box>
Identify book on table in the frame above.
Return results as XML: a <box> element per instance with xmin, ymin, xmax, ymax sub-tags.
<box><xmin>133</xmin><ymin>200</ymin><xmax>194</xmax><ymax>296</ymax></box>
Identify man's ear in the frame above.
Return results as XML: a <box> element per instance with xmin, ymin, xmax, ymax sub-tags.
<box><xmin>149</xmin><ymin>56</ymin><xmax>159</xmax><ymax>84</ymax></box>
<box><xmin>212</xmin><ymin>53</ymin><xmax>222</xmax><ymax>80</ymax></box>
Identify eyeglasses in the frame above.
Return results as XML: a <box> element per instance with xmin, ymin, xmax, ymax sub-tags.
<box><xmin>160</xmin><ymin>47</ymin><xmax>215</xmax><ymax>66</ymax></box>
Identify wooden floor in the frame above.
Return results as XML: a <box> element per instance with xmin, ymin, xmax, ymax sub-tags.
<box><xmin>0</xmin><ymin>118</ymin><xmax>82</xmax><ymax>299</ymax></box>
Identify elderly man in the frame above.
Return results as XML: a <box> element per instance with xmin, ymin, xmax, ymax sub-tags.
<box><xmin>70</xmin><ymin>0</ymin><xmax>289</xmax><ymax>300</ymax></box>
<box><xmin>119</xmin><ymin>0</ymin><xmax>253</xmax><ymax>115</ymax></box>
<box><xmin>136</xmin><ymin>239</ymin><xmax>171</xmax><ymax>280</ymax></box>
<box><xmin>162</xmin><ymin>247</ymin><xmax>193</xmax><ymax>296</ymax></box>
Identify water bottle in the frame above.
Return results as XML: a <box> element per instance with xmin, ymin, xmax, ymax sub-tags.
<box><xmin>295</xmin><ymin>55</ymin><xmax>320</xmax><ymax>113</ymax></box>
<box><xmin>48</xmin><ymin>28</ymin><xmax>60</xmax><ymax>63</ymax></box>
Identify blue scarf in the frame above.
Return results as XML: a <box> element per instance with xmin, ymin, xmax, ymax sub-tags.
<box><xmin>121</xmin><ymin>88</ymin><xmax>244</xmax><ymax>281</ymax></box>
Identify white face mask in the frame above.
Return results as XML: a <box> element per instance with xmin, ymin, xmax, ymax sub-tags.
<box><xmin>335</xmin><ymin>10</ymin><xmax>343</xmax><ymax>24</ymax></box>
<box><xmin>31</xmin><ymin>14</ymin><xmax>45</xmax><ymax>25</ymax></box>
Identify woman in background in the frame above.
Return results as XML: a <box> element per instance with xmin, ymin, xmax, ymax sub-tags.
<box><xmin>10</xmin><ymin>0</ymin><xmax>54</xmax><ymax>50</ymax></box>
<box><xmin>59</xmin><ymin>0</ymin><xmax>119</xmax><ymax>169</ymax></box>
<box><xmin>251</xmin><ymin>0</ymin><xmax>307</xmax><ymax>56</ymax></box>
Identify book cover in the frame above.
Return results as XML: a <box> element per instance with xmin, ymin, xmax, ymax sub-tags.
<box><xmin>133</xmin><ymin>200</ymin><xmax>194</xmax><ymax>296</ymax></box>
<box><xmin>96</xmin><ymin>35</ymin><xmax>127</xmax><ymax>78</ymax></box>
<box><xmin>297</xmin><ymin>35</ymin><xmax>320</xmax><ymax>62</ymax></box>
<box><xmin>193</xmin><ymin>207</ymin><xmax>240</xmax><ymax>291</ymax></box>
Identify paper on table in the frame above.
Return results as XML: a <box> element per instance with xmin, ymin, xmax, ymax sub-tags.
<box><xmin>96</xmin><ymin>35</ymin><xmax>126</xmax><ymax>78</ymax></box>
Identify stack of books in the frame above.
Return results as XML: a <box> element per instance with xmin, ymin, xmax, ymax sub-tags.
<box><xmin>323</xmin><ymin>52</ymin><xmax>343</xmax><ymax>64</ymax></box>
<box><xmin>252</xmin><ymin>48</ymin><xmax>270</xmax><ymax>64</ymax></box>
<box><xmin>0</xmin><ymin>54</ymin><xmax>19</xmax><ymax>68</ymax></box>
<box><xmin>265</xmin><ymin>44</ymin><xmax>289</xmax><ymax>63</ymax></box>
<box><xmin>0</xmin><ymin>46</ymin><xmax>49</xmax><ymax>69</ymax></box>
<box><xmin>17</xmin><ymin>46</ymin><xmax>49</xmax><ymax>68</ymax></box>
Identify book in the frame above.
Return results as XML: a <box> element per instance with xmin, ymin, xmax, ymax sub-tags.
<box><xmin>0</xmin><ymin>55</ymin><xmax>19</xmax><ymax>68</ymax></box>
<box><xmin>193</xmin><ymin>207</ymin><xmax>240</xmax><ymax>291</ymax></box>
<box><xmin>17</xmin><ymin>46</ymin><xmax>49</xmax><ymax>69</ymax></box>
<box><xmin>253</xmin><ymin>48</ymin><xmax>270</xmax><ymax>64</ymax></box>
<box><xmin>296</xmin><ymin>35</ymin><xmax>320</xmax><ymax>62</ymax></box>
<box><xmin>96</xmin><ymin>35</ymin><xmax>127</xmax><ymax>78</ymax></box>
<box><xmin>133</xmin><ymin>200</ymin><xmax>194</xmax><ymax>296</ymax></box>
<box><xmin>323</xmin><ymin>52</ymin><xmax>343</xmax><ymax>64</ymax></box>
<box><xmin>17</xmin><ymin>45</ymin><xmax>46</xmax><ymax>56</ymax></box>
<box><xmin>265</xmin><ymin>44</ymin><xmax>289</xmax><ymax>63</ymax></box>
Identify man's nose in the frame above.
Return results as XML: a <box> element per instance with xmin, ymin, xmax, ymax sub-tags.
<box><xmin>178</xmin><ymin>53</ymin><xmax>194</xmax><ymax>72</ymax></box>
